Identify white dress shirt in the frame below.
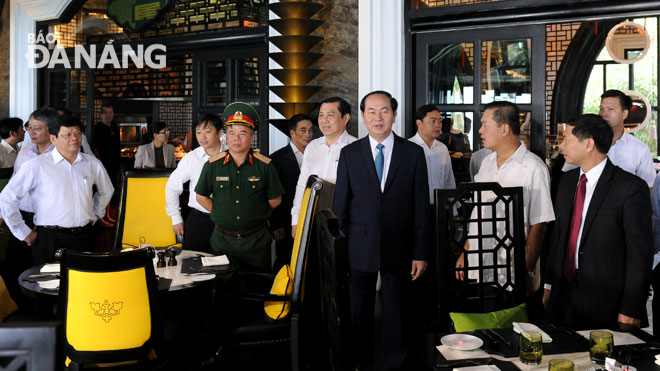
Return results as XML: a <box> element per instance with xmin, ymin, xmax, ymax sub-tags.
<box><xmin>290</xmin><ymin>141</ymin><xmax>304</xmax><ymax>168</ymax></box>
<box><xmin>165</xmin><ymin>144</ymin><xmax>226</xmax><ymax>225</ymax></box>
<box><xmin>12</xmin><ymin>143</ymin><xmax>55</xmax><ymax>213</ymax></box>
<box><xmin>409</xmin><ymin>133</ymin><xmax>456</xmax><ymax>202</ymax></box>
<box><xmin>0</xmin><ymin>140</ymin><xmax>18</xmax><ymax>168</ymax></box>
<box><xmin>291</xmin><ymin>130</ymin><xmax>357</xmax><ymax>225</ymax></box>
<box><xmin>369</xmin><ymin>133</ymin><xmax>394</xmax><ymax>192</ymax></box>
<box><xmin>0</xmin><ymin>149</ymin><xmax>114</xmax><ymax>241</ymax></box>
<box><xmin>563</xmin><ymin>131</ymin><xmax>655</xmax><ymax>187</ymax></box>
<box><xmin>468</xmin><ymin>142</ymin><xmax>556</xmax><ymax>286</ymax></box>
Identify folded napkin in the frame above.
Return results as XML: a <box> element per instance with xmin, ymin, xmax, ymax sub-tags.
<box><xmin>40</xmin><ymin>263</ymin><xmax>60</xmax><ymax>273</ymax></box>
<box><xmin>453</xmin><ymin>366</ymin><xmax>500</xmax><ymax>371</ymax></box>
<box><xmin>436</xmin><ymin>345</ymin><xmax>490</xmax><ymax>361</ymax></box>
<box><xmin>512</xmin><ymin>322</ymin><xmax>552</xmax><ymax>343</ymax></box>
<box><xmin>576</xmin><ymin>329</ymin><xmax>643</xmax><ymax>346</ymax></box>
<box><xmin>202</xmin><ymin>255</ymin><xmax>229</xmax><ymax>266</ymax></box>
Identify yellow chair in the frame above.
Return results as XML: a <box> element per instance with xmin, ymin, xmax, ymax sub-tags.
<box><xmin>114</xmin><ymin>169</ymin><xmax>181</xmax><ymax>251</ymax></box>
<box><xmin>57</xmin><ymin>248</ymin><xmax>160</xmax><ymax>370</ymax></box>
<box><xmin>224</xmin><ymin>175</ymin><xmax>323</xmax><ymax>371</ymax></box>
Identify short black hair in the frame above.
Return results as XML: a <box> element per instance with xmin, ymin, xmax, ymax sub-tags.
<box><xmin>360</xmin><ymin>90</ymin><xmax>398</xmax><ymax>113</ymax></box>
<box><xmin>150</xmin><ymin>121</ymin><xmax>167</xmax><ymax>134</ymax></box>
<box><xmin>0</xmin><ymin>117</ymin><xmax>23</xmax><ymax>139</ymax></box>
<box><xmin>54</xmin><ymin>106</ymin><xmax>72</xmax><ymax>116</ymax></box>
<box><xmin>30</xmin><ymin>106</ymin><xmax>59</xmax><ymax>129</ymax></box>
<box><xmin>288</xmin><ymin>113</ymin><xmax>313</xmax><ymax>132</ymax></box>
<box><xmin>484</xmin><ymin>101</ymin><xmax>521</xmax><ymax>135</ymax></box>
<box><xmin>601</xmin><ymin>89</ymin><xmax>632</xmax><ymax>112</ymax></box>
<box><xmin>415</xmin><ymin>104</ymin><xmax>439</xmax><ymax>122</ymax></box>
<box><xmin>567</xmin><ymin>114</ymin><xmax>613</xmax><ymax>155</ymax></box>
<box><xmin>197</xmin><ymin>113</ymin><xmax>223</xmax><ymax>131</ymax></box>
<box><xmin>100</xmin><ymin>104</ymin><xmax>113</xmax><ymax>112</ymax></box>
<box><xmin>319</xmin><ymin>97</ymin><xmax>351</xmax><ymax>117</ymax></box>
<box><xmin>49</xmin><ymin>114</ymin><xmax>82</xmax><ymax>136</ymax></box>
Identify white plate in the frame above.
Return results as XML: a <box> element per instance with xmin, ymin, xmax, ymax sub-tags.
<box><xmin>188</xmin><ymin>274</ymin><xmax>215</xmax><ymax>282</ymax></box>
<box><xmin>440</xmin><ymin>334</ymin><xmax>484</xmax><ymax>351</ymax></box>
<box><xmin>38</xmin><ymin>279</ymin><xmax>59</xmax><ymax>290</ymax></box>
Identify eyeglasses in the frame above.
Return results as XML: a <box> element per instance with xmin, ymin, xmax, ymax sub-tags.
<box><xmin>59</xmin><ymin>131</ymin><xmax>83</xmax><ymax>140</ymax></box>
<box><xmin>158</xmin><ymin>130</ymin><xmax>170</xmax><ymax>135</ymax></box>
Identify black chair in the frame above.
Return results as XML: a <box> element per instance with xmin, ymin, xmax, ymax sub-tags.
<box><xmin>315</xmin><ymin>209</ymin><xmax>351</xmax><ymax>371</ymax></box>
<box><xmin>221</xmin><ymin>176</ymin><xmax>323</xmax><ymax>371</ymax></box>
<box><xmin>0</xmin><ymin>322</ymin><xmax>59</xmax><ymax>371</ymax></box>
<box><xmin>435</xmin><ymin>182</ymin><xmax>527</xmax><ymax>330</ymax></box>
<box><xmin>57</xmin><ymin>249</ymin><xmax>161</xmax><ymax>370</ymax></box>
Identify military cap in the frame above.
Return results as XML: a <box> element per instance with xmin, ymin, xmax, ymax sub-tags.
<box><xmin>223</xmin><ymin>102</ymin><xmax>260</xmax><ymax>130</ymax></box>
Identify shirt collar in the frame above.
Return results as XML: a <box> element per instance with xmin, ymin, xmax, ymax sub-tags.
<box><xmin>321</xmin><ymin>130</ymin><xmax>350</xmax><ymax>147</ymax></box>
<box><xmin>507</xmin><ymin>141</ymin><xmax>528</xmax><ymax>164</ymax></box>
<box><xmin>615</xmin><ymin>131</ymin><xmax>630</xmax><ymax>146</ymax></box>
<box><xmin>224</xmin><ymin>149</ymin><xmax>254</xmax><ymax>166</ymax></box>
<box><xmin>579</xmin><ymin>157</ymin><xmax>607</xmax><ymax>185</ymax></box>
<box><xmin>289</xmin><ymin>141</ymin><xmax>303</xmax><ymax>155</ymax></box>
<box><xmin>52</xmin><ymin>147</ymin><xmax>83</xmax><ymax>164</ymax></box>
<box><xmin>411</xmin><ymin>132</ymin><xmax>439</xmax><ymax>149</ymax></box>
<box><xmin>29</xmin><ymin>143</ymin><xmax>54</xmax><ymax>155</ymax></box>
<box><xmin>0</xmin><ymin>140</ymin><xmax>16</xmax><ymax>153</ymax></box>
<box><xmin>368</xmin><ymin>131</ymin><xmax>394</xmax><ymax>151</ymax></box>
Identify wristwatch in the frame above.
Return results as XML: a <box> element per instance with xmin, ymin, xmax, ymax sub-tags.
<box><xmin>527</xmin><ymin>270</ymin><xmax>536</xmax><ymax>278</ymax></box>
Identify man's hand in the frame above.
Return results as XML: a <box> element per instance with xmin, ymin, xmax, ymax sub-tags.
<box><xmin>291</xmin><ymin>225</ymin><xmax>297</xmax><ymax>239</ymax></box>
<box><xmin>272</xmin><ymin>227</ymin><xmax>285</xmax><ymax>241</ymax></box>
<box><xmin>542</xmin><ymin>288</ymin><xmax>551</xmax><ymax>310</ymax></box>
<box><xmin>0</xmin><ymin>216</ymin><xmax>5</xmax><ymax>232</ymax></box>
<box><xmin>618</xmin><ymin>313</ymin><xmax>641</xmax><ymax>331</ymax></box>
<box><xmin>455</xmin><ymin>252</ymin><xmax>465</xmax><ymax>281</ymax></box>
<box><xmin>172</xmin><ymin>223</ymin><xmax>184</xmax><ymax>235</ymax></box>
<box><xmin>411</xmin><ymin>260</ymin><xmax>428</xmax><ymax>281</ymax></box>
<box><xmin>24</xmin><ymin>230</ymin><xmax>37</xmax><ymax>246</ymax></box>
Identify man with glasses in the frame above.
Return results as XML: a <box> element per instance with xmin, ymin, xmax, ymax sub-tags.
<box><xmin>0</xmin><ymin>114</ymin><xmax>114</xmax><ymax>264</ymax></box>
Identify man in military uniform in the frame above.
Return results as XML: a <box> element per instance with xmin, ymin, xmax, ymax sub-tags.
<box><xmin>196</xmin><ymin>102</ymin><xmax>284</xmax><ymax>271</ymax></box>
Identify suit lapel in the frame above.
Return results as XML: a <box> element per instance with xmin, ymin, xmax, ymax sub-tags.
<box><xmin>383</xmin><ymin>135</ymin><xmax>404</xmax><ymax>193</ymax></box>
<box><xmin>578</xmin><ymin>160</ymin><xmax>613</xmax><ymax>248</ymax></box>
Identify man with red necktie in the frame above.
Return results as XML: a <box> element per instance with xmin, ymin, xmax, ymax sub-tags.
<box><xmin>543</xmin><ymin>114</ymin><xmax>653</xmax><ymax>330</ymax></box>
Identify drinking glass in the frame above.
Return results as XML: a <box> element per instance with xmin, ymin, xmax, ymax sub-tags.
<box><xmin>519</xmin><ymin>331</ymin><xmax>543</xmax><ymax>365</ymax></box>
<box><xmin>548</xmin><ymin>358</ymin><xmax>575</xmax><ymax>370</ymax></box>
<box><xmin>589</xmin><ymin>330</ymin><xmax>613</xmax><ymax>364</ymax></box>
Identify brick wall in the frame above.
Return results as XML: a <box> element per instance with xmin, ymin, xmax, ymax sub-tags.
<box><xmin>0</xmin><ymin>3</ymin><xmax>10</xmax><ymax>118</ymax></box>
<box><xmin>545</xmin><ymin>22</ymin><xmax>582</xmax><ymax>131</ymax></box>
<box><xmin>307</xmin><ymin>0</ymin><xmax>359</xmax><ymax>136</ymax></box>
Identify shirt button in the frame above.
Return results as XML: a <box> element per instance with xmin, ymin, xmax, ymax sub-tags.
<box><xmin>235</xmin><ymin>200</ymin><xmax>239</xmax><ymax>204</ymax></box>
<box><xmin>236</xmin><ymin>186</ymin><xmax>239</xmax><ymax>189</ymax></box>
<box><xmin>220</xmin><ymin>185</ymin><xmax>224</xmax><ymax>188</ymax></box>
<box><xmin>252</xmin><ymin>185</ymin><xmax>256</xmax><ymax>189</ymax></box>
<box><xmin>236</xmin><ymin>216</ymin><xmax>240</xmax><ymax>220</ymax></box>
<box><xmin>237</xmin><ymin>170</ymin><xmax>240</xmax><ymax>174</ymax></box>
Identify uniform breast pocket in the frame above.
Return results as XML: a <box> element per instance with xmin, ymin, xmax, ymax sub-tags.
<box><xmin>247</xmin><ymin>177</ymin><xmax>264</xmax><ymax>192</ymax></box>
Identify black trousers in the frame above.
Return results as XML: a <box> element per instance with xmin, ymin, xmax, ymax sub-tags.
<box><xmin>183</xmin><ymin>209</ymin><xmax>214</xmax><ymax>253</ymax></box>
<box><xmin>652</xmin><ymin>264</ymin><xmax>660</xmax><ymax>339</ymax></box>
<box><xmin>551</xmin><ymin>276</ymin><xmax>619</xmax><ymax>330</ymax></box>
<box><xmin>349</xmin><ymin>270</ymin><xmax>410</xmax><ymax>371</ymax></box>
<box><xmin>1</xmin><ymin>211</ymin><xmax>35</xmax><ymax>309</ymax></box>
<box><xmin>32</xmin><ymin>225</ymin><xmax>93</xmax><ymax>265</ymax></box>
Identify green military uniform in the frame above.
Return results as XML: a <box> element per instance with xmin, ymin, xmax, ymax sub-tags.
<box><xmin>194</xmin><ymin>102</ymin><xmax>285</xmax><ymax>270</ymax></box>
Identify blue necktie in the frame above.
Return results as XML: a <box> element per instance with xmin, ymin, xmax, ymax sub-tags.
<box><xmin>375</xmin><ymin>143</ymin><xmax>384</xmax><ymax>184</ymax></box>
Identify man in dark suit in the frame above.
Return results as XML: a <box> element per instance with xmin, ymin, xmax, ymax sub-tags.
<box><xmin>333</xmin><ymin>91</ymin><xmax>430</xmax><ymax>371</ymax></box>
<box><xmin>269</xmin><ymin>114</ymin><xmax>313</xmax><ymax>271</ymax></box>
<box><xmin>543</xmin><ymin>114</ymin><xmax>653</xmax><ymax>331</ymax></box>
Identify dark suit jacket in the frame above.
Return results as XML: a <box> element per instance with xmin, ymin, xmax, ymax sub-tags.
<box><xmin>546</xmin><ymin>159</ymin><xmax>653</xmax><ymax>324</ymax></box>
<box><xmin>270</xmin><ymin>144</ymin><xmax>300</xmax><ymax>231</ymax></box>
<box><xmin>332</xmin><ymin>134</ymin><xmax>430</xmax><ymax>273</ymax></box>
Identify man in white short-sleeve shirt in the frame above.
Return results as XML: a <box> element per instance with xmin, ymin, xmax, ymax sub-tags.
<box><xmin>290</xmin><ymin>97</ymin><xmax>356</xmax><ymax>236</ymax></box>
<box><xmin>456</xmin><ymin>102</ymin><xmax>555</xmax><ymax>292</ymax></box>
<box><xmin>563</xmin><ymin>89</ymin><xmax>655</xmax><ymax>188</ymax></box>
<box><xmin>409</xmin><ymin>104</ymin><xmax>455</xmax><ymax>203</ymax></box>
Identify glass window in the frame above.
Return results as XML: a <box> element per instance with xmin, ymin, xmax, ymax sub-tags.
<box><xmin>205</xmin><ymin>61</ymin><xmax>227</xmax><ymax>107</ymax></box>
<box><xmin>428</xmin><ymin>43</ymin><xmax>474</xmax><ymax>104</ymax></box>
<box><xmin>48</xmin><ymin>71</ymin><xmax>67</xmax><ymax>109</ymax></box>
<box><xmin>481</xmin><ymin>40</ymin><xmax>532</xmax><ymax>104</ymax></box>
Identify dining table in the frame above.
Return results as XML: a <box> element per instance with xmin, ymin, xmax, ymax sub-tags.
<box><xmin>412</xmin><ymin>324</ymin><xmax>660</xmax><ymax>370</ymax></box>
<box><xmin>18</xmin><ymin>249</ymin><xmax>234</xmax><ymax>298</ymax></box>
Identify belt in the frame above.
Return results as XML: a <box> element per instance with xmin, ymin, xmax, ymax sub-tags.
<box><xmin>190</xmin><ymin>208</ymin><xmax>211</xmax><ymax>217</ymax></box>
<box><xmin>40</xmin><ymin>223</ymin><xmax>92</xmax><ymax>234</ymax></box>
<box><xmin>215</xmin><ymin>221</ymin><xmax>267</xmax><ymax>239</ymax></box>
